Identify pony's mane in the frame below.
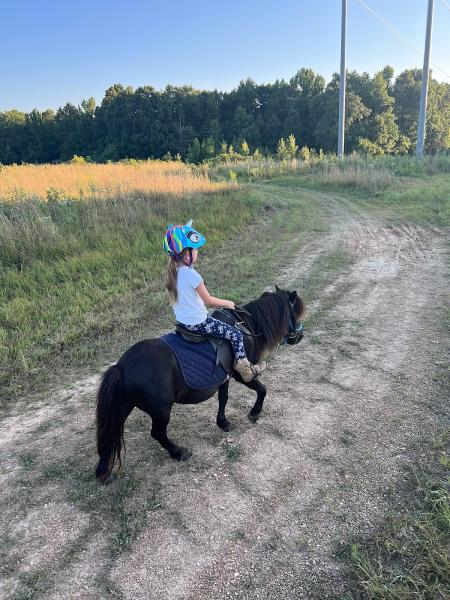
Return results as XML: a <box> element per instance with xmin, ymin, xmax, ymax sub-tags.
<box><xmin>244</xmin><ymin>292</ymin><xmax>290</xmax><ymax>352</ymax></box>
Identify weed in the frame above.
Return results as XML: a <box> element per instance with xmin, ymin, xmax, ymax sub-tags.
<box><xmin>225</xmin><ymin>446</ymin><xmax>242</xmax><ymax>462</ymax></box>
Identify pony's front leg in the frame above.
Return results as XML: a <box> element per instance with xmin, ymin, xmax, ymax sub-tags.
<box><xmin>216</xmin><ymin>381</ymin><xmax>232</xmax><ymax>431</ymax></box>
<box><xmin>245</xmin><ymin>379</ymin><xmax>267</xmax><ymax>423</ymax></box>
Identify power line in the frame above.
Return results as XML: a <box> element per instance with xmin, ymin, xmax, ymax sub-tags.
<box><xmin>353</xmin><ymin>0</ymin><xmax>450</xmax><ymax>80</ymax></box>
<box><xmin>441</xmin><ymin>0</ymin><xmax>450</xmax><ymax>11</ymax></box>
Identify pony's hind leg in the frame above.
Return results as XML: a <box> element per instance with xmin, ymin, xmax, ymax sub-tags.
<box><xmin>216</xmin><ymin>381</ymin><xmax>232</xmax><ymax>431</ymax></box>
<box><xmin>151</xmin><ymin>415</ymin><xmax>192</xmax><ymax>461</ymax></box>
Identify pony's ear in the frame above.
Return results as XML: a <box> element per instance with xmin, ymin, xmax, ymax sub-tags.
<box><xmin>275</xmin><ymin>284</ymin><xmax>281</xmax><ymax>293</ymax></box>
<box><xmin>185</xmin><ymin>219</ymin><xmax>193</xmax><ymax>227</ymax></box>
<box><xmin>289</xmin><ymin>290</ymin><xmax>298</xmax><ymax>302</ymax></box>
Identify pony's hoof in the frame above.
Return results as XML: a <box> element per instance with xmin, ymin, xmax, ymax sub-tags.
<box><xmin>248</xmin><ymin>412</ymin><xmax>260</xmax><ymax>424</ymax></box>
<box><xmin>172</xmin><ymin>447</ymin><xmax>192</xmax><ymax>461</ymax></box>
<box><xmin>217</xmin><ymin>419</ymin><xmax>233</xmax><ymax>432</ymax></box>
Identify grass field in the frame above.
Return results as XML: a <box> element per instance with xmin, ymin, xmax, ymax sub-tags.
<box><xmin>0</xmin><ymin>156</ymin><xmax>449</xmax><ymax>599</ymax></box>
<box><xmin>0</xmin><ymin>160</ymin><xmax>226</xmax><ymax>203</ymax></box>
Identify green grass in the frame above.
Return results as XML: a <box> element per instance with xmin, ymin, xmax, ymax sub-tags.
<box><xmin>342</xmin><ymin>443</ymin><xmax>450</xmax><ymax>600</ymax></box>
<box><xmin>273</xmin><ymin>171</ymin><xmax>450</xmax><ymax>226</ymax></box>
<box><xmin>0</xmin><ymin>189</ymin><xmax>258</xmax><ymax>404</ymax></box>
<box><xmin>370</xmin><ymin>176</ymin><xmax>450</xmax><ymax>226</ymax></box>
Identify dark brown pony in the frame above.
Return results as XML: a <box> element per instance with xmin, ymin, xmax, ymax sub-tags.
<box><xmin>95</xmin><ymin>286</ymin><xmax>305</xmax><ymax>484</ymax></box>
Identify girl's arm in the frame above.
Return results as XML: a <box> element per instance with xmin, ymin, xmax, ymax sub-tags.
<box><xmin>196</xmin><ymin>283</ymin><xmax>235</xmax><ymax>309</ymax></box>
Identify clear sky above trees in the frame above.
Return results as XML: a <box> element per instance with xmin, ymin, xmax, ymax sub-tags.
<box><xmin>1</xmin><ymin>0</ymin><xmax>449</xmax><ymax>112</ymax></box>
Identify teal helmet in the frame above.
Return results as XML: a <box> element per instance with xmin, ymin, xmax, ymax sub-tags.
<box><xmin>163</xmin><ymin>219</ymin><xmax>206</xmax><ymax>257</ymax></box>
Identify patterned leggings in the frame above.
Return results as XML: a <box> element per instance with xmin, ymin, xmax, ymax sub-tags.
<box><xmin>185</xmin><ymin>316</ymin><xmax>247</xmax><ymax>360</ymax></box>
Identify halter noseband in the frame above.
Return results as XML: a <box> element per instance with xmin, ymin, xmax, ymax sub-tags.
<box><xmin>281</xmin><ymin>299</ymin><xmax>304</xmax><ymax>346</ymax></box>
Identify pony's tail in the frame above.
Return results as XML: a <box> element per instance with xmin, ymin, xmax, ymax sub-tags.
<box><xmin>95</xmin><ymin>364</ymin><xmax>126</xmax><ymax>484</ymax></box>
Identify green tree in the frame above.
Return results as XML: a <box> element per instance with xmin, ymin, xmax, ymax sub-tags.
<box><xmin>239</xmin><ymin>139</ymin><xmax>250</xmax><ymax>156</ymax></box>
<box><xmin>0</xmin><ymin>110</ymin><xmax>26</xmax><ymax>163</ymax></box>
<box><xmin>311</xmin><ymin>82</ymin><xmax>371</xmax><ymax>152</ymax></box>
<box><xmin>284</xmin><ymin>109</ymin><xmax>302</xmax><ymax>144</ymax></box>
<box><xmin>393</xmin><ymin>69</ymin><xmax>422</xmax><ymax>146</ymax></box>
<box><xmin>286</xmin><ymin>134</ymin><xmax>298</xmax><ymax>158</ymax></box>
<box><xmin>357</xmin><ymin>138</ymin><xmax>384</xmax><ymax>155</ymax></box>
<box><xmin>2</xmin><ymin>64</ymin><xmax>449</xmax><ymax>163</ymax></box>
<box><xmin>346</xmin><ymin>68</ymin><xmax>399</xmax><ymax>154</ymax></box>
<box><xmin>396</xmin><ymin>134</ymin><xmax>411</xmax><ymax>155</ymax></box>
<box><xmin>201</xmin><ymin>137</ymin><xmax>216</xmax><ymax>160</ymax></box>
<box><xmin>299</xmin><ymin>146</ymin><xmax>310</xmax><ymax>161</ymax></box>
<box><xmin>277</xmin><ymin>137</ymin><xmax>288</xmax><ymax>159</ymax></box>
<box><xmin>265</xmin><ymin>113</ymin><xmax>283</xmax><ymax>150</ymax></box>
<box><xmin>187</xmin><ymin>138</ymin><xmax>202</xmax><ymax>163</ymax></box>
<box><xmin>289</xmin><ymin>68</ymin><xmax>325</xmax><ymax>96</ymax></box>
<box><xmin>208</xmin><ymin>118</ymin><xmax>222</xmax><ymax>151</ymax></box>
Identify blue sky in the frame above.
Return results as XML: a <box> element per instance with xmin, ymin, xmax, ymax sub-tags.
<box><xmin>1</xmin><ymin>0</ymin><xmax>449</xmax><ymax>111</ymax></box>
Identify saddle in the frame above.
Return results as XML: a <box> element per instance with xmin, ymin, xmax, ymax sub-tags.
<box><xmin>160</xmin><ymin>310</ymin><xmax>251</xmax><ymax>390</ymax></box>
<box><xmin>175</xmin><ymin>310</ymin><xmax>251</xmax><ymax>374</ymax></box>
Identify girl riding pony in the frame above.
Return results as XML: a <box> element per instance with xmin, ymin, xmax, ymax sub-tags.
<box><xmin>163</xmin><ymin>220</ymin><xmax>266</xmax><ymax>383</ymax></box>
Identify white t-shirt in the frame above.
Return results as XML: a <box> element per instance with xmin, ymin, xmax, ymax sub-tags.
<box><xmin>173</xmin><ymin>266</ymin><xmax>208</xmax><ymax>325</ymax></box>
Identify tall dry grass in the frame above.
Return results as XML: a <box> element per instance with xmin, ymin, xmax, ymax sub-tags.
<box><xmin>0</xmin><ymin>160</ymin><xmax>226</xmax><ymax>202</ymax></box>
<box><xmin>207</xmin><ymin>155</ymin><xmax>397</xmax><ymax>192</ymax></box>
<box><xmin>313</xmin><ymin>161</ymin><xmax>395</xmax><ymax>191</ymax></box>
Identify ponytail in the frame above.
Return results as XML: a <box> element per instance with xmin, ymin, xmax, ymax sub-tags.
<box><xmin>165</xmin><ymin>249</ymin><xmax>189</xmax><ymax>303</ymax></box>
<box><xmin>166</xmin><ymin>258</ymin><xmax>178</xmax><ymax>303</ymax></box>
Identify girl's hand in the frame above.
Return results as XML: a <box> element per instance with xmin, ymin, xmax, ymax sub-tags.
<box><xmin>195</xmin><ymin>284</ymin><xmax>235</xmax><ymax>309</ymax></box>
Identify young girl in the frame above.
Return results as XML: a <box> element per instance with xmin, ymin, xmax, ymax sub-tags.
<box><xmin>163</xmin><ymin>220</ymin><xmax>266</xmax><ymax>383</ymax></box>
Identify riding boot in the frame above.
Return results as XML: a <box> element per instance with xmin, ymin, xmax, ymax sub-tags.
<box><xmin>234</xmin><ymin>358</ymin><xmax>267</xmax><ymax>383</ymax></box>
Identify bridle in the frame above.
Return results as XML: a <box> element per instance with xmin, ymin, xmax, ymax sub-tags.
<box><xmin>282</xmin><ymin>300</ymin><xmax>304</xmax><ymax>345</ymax></box>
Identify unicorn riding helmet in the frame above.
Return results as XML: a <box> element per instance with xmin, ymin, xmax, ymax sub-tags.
<box><xmin>163</xmin><ymin>219</ymin><xmax>206</xmax><ymax>259</ymax></box>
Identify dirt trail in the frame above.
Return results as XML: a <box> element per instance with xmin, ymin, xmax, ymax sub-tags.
<box><xmin>0</xmin><ymin>197</ymin><xmax>448</xmax><ymax>600</ymax></box>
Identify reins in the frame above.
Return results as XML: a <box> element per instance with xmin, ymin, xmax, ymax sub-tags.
<box><xmin>218</xmin><ymin>306</ymin><xmax>265</xmax><ymax>338</ymax></box>
<box><xmin>222</xmin><ymin>296</ymin><xmax>301</xmax><ymax>345</ymax></box>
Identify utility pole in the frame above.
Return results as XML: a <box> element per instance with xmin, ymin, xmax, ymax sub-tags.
<box><xmin>338</xmin><ymin>0</ymin><xmax>347</xmax><ymax>158</ymax></box>
<box><xmin>416</xmin><ymin>0</ymin><xmax>434</xmax><ymax>159</ymax></box>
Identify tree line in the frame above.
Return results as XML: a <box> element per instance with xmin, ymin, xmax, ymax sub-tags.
<box><xmin>0</xmin><ymin>67</ymin><xmax>449</xmax><ymax>164</ymax></box>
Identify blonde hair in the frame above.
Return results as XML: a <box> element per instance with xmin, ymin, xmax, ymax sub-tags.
<box><xmin>166</xmin><ymin>249</ymin><xmax>189</xmax><ymax>303</ymax></box>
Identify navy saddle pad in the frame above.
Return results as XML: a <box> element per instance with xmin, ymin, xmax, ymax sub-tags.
<box><xmin>161</xmin><ymin>332</ymin><xmax>230</xmax><ymax>390</ymax></box>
